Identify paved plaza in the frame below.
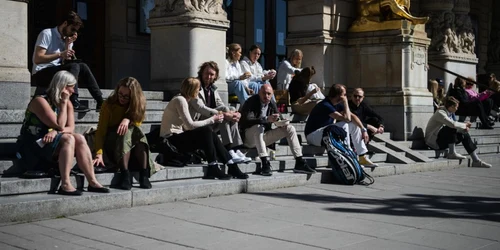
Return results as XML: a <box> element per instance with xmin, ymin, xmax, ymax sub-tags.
<box><xmin>0</xmin><ymin>166</ymin><xmax>499</xmax><ymax>250</ymax></box>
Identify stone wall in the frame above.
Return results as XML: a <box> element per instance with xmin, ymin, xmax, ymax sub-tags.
<box><xmin>104</xmin><ymin>0</ymin><xmax>150</xmax><ymax>89</ymax></box>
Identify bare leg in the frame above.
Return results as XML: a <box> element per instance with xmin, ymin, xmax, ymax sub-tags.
<box><xmin>73</xmin><ymin>134</ymin><xmax>104</xmax><ymax>188</ymax></box>
<box><xmin>57</xmin><ymin>134</ymin><xmax>77</xmax><ymax>192</ymax></box>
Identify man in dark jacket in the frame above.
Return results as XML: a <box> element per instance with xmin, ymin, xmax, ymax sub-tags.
<box><xmin>348</xmin><ymin>88</ymin><xmax>385</xmax><ymax>142</ymax></box>
<box><xmin>239</xmin><ymin>84</ymin><xmax>315</xmax><ymax>176</ymax></box>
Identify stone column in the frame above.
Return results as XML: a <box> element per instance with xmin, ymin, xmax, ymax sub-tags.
<box><xmin>285</xmin><ymin>0</ymin><xmax>341</xmax><ymax>89</ymax></box>
<box><xmin>347</xmin><ymin>21</ymin><xmax>433</xmax><ymax>141</ymax></box>
<box><xmin>0</xmin><ymin>0</ymin><xmax>30</xmax><ymax>111</ymax></box>
<box><xmin>422</xmin><ymin>0</ymin><xmax>478</xmax><ymax>87</ymax></box>
<box><xmin>148</xmin><ymin>0</ymin><xmax>230</xmax><ymax>101</ymax></box>
<box><xmin>485</xmin><ymin>0</ymin><xmax>500</xmax><ymax>76</ymax></box>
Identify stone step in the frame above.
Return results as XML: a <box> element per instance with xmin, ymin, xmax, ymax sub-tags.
<box><xmin>0</xmin><ymin>172</ymin><xmax>321</xmax><ymax>223</ymax></box>
<box><xmin>414</xmin><ymin>144</ymin><xmax>500</xmax><ymax>158</ymax></box>
<box><xmin>0</xmin><ymin>156</ymin><xmax>329</xmax><ymax>196</ymax></box>
<box><xmin>30</xmin><ymin>87</ymin><xmax>165</xmax><ymax>101</ymax></box>
<box><xmin>0</xmin><ymin>110</ymin><xmax>164</xmax><ymax>125</ymax></box>
<box><xmin>77</xmin><ymin>99</ymin><xmax>168</xmax><ymax>111</ymax></box>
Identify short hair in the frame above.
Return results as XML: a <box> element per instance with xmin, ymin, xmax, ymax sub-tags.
<box><xmin>248</xmin><ymin>44</ymin><xmax>261</xmax><ymax>53</ymax></box>
<box><xmin>444</xmin><ymin>96</ymin><xmax>459</xmax><ymax>108</ymax></box>
<box><xmin>328</xmin><ymin>84</ymin><xmax>346</xmax><ymax>98</ymax></box>
<box><xmin>180</xmin><ymin>77</ymin><xmax>200</xmax><ymax>98</ymax></box>
<box><xmin>46</xmin><ymin>70</ymin><xmax>77</xmax><ymax>106</ymax></box>
<box><xmin>62</xmin><ymin>11</ymin><xmax>84</xmax><ymax>27</ymax></box>
<box><xmin>197</xmin><ymin>61</ymin><xmax>219</xmax><ymax>81</ymax></box>
<box><xmin>226</xmin><ymin>43</ymin><xmax>241</xmax><ymax>61</ymax></box>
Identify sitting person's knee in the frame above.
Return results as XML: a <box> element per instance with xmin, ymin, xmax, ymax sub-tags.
<box><xmin>60</xmin><ymin>133</ymin><xmax>75</xmax><ymax>145</ymax></box>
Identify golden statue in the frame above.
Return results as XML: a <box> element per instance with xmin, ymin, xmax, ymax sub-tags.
<box><xmin>350</xmin><ymin>0</ymin><xmax>429</xmax><ymax>32</ymax></box>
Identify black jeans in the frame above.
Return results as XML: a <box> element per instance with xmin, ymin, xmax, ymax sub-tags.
<box><xmin>33</xmin><ymin>62</ymin><xmax>102</xmax><ymax>101</ymax></box>
<box><xmin>167</xmin><ymin>126</ymin><xmax>232</xmax><ymax>164</ymax></box>
<box><xmin>456</xmin><ymin>99</ymin><xmax>492</xmax><ymax>125</ymax></box>
<box><xmin>436</xmin><ymin>126</ymin><xmax>477</xmax><ymax>154</ymax></box>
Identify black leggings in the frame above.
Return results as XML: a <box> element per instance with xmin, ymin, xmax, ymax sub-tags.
<box><xmin>33</xmin><ymin>62</ymin><xmax>102</xmax><ymax>101</ymax></box>
<box><xmin>167</xmin><ymin>126</ymin><xmax>231</xmax><ymax>164</ymax></box>
<box><xmin>436</xmin><ymin>126</ymin><xmax>477</xmax><ymax>154</ymax></box>
<box><xmin>456</xmin><ymin>99</ymin><xmax>493</xmax><ymax>125</ymax></box>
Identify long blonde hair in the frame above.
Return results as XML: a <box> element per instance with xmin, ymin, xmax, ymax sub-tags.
<box><xmin>46</xmin><ymin>70</ymin><xmax>77</xmax><ymax>106</ymax></box>
<box><xmin>226</xmin><ymin>43</ymin><xmax>241</xmax><ymax>62</ymax></box>
<box><xmin>107</xmin><ymin>77</ymin><xmax>146</xmax><ymax>123</ymax></box>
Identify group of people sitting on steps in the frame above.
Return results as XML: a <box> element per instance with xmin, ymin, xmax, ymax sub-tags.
<box><xmin>425</xmin><ymin>74</ymin><xmax>498</xmax><ymax>168</ymax></box>
<box><xmin>21</xmin><ymin>10</ymin><xmax>494</xmax><ymax>197</ymax></box>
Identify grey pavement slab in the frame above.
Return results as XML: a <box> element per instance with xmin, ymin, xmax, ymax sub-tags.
<box><xmin>0</xmin><ymin>166</ymin><xmax>499</xmax><ymax>250</ymax></box>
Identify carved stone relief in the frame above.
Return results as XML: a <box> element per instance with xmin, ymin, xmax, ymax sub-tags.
<box><xmin>151</xmin><ymin>0</ymin><xmax>226</xmax><ymax>18</ymax></box>
<box><xmin>425</xmin><ymin>10</ymin><xmax>475</xmax><ymax>55</ymax></box>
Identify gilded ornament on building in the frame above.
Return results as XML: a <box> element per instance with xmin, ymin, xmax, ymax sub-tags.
<box><xmin>349</xmin><ymin>0</ymin><xmax>429</xmax><ymax>32</ymax></box>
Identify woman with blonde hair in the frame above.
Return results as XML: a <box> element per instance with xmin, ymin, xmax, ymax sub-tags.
<box><xmin>93</xmin><ymin>77</ymin><xmax>155</xmax><ymax>190</ymax></box>
<box><xmin>226</xmin><ymin>43</ymin><xmax>260</xmax><ymax>104</ymax></box>
<box><xmin>16</xmin><ymin>70</ymin><xmax>109</xmax><ymax>195</ymax></box>
<box><xmin>277</xmin><ymin>49</ymin><xmax>303</xmax><ymax>90</ymax></box>
<box><xmin>428</xmin><ymin>79</ymin><xmax>445</xmax><ymax>110</ymax></box>
<box><xmin>160</xmin><ymin>77</ymin><xmax>249</xmax><ymax>179</ymax></box>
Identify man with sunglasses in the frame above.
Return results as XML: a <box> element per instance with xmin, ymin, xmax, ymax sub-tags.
<box><xmin>348</xmin><ymin>88</ymin><xmax>385</xmax><ymax>142</ymax></box>
<box><xmin>32</xmin><ymin>11</ymin><xmax>103</xmax><ymax>113</ymax></box>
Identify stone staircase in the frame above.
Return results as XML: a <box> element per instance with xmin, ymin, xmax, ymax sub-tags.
<box><xmin>0</xmin><ymin>88</ymin><xmax>499</xmax><ymax>222</ymax></box>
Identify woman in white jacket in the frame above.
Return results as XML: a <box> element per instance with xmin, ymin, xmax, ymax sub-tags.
<box><xmin>277</xmin><ymin>49</ymin><xmax>303</xmax><ymax>90</ymax></box>
<box><xmin>424</xmin><ymin>96</ymin><xmax>492</xmax><ymax>168</ymax></box>
<box><xmin>226</xmin><ymin>43</ymin><xmax>260</xmax><ymax>104</ymax></box>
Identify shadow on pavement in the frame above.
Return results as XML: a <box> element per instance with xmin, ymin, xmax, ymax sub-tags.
<box><xmin>252</xmin><ymin>192</ymin><xmax>500</xmax><ymax>222</ymax></box>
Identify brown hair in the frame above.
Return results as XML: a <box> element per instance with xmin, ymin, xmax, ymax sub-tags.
<box><xmin>291</xmin><ymin>66</ymin><xmax>316</xmax><ymax>94</ymax></box>
<box><xmin>107</xmin><ymin>77</ymin><xmax>146</xmax><ymax>123</ymax></box>
<box><xmin>454</xmin><ymin>77</ymin><xmax>466</xmax><ymax>88</ymax></box>
<box><xmin>226</xmin><ymin>43</ymin><xmax>241</xmax><ymax>62</ymax></box>
<box><xmin>180</xmin><ymin>77</ymin><xmax>200</xmax><ymax>98</ymax></box>
<box><xmin>197</xmin><ymin>61</ymin><xmax>220</xmax><ymax>81</ymax></box>
<box><xmin>328</xmin><ymin>84</ymin><xmax>346</xmax><ymax>98</ymax></box>
<box><xmin>444</xmin><ymin>96</ymin><xmax>459</xmax><ymax>108</ymax></box>
<box><xmin>62</xmin><ymin>11</ymin><xmax>84</xmax><ymax>27</ymax></box>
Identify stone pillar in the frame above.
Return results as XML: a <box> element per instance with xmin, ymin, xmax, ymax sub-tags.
<box><xmin>485</xmin><ymin>0</ymin><xmax>500</xmax><ymax>76</ymax></box>
<box><xmin>285</xmin><ymin>0</ymin><xmax>340</xmax><ymax>89</ymax></box>
<box><xmin>148</xmin><ymin>0</ymin><xmax>230</xmax><ymax>101</ymax></box>
<box><xmin>0</xmin><ymin>0</ymin><xmax>30</xmax><ymax>110</ymax></box>
<box><xmin>347</xmin><ymin>21</ymin><xmax>433</xmax><ymax>140</ymax></box>
<box><xmin>422</xmin><ymin>0</ymin><xmax>478</xmax><ymax>87</ymax></box>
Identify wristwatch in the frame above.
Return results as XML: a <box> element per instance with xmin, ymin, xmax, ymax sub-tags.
<box><xmin>361</xmin><ymin>128</ymin><xmax>367</xmax><ymax>132</ymax></box>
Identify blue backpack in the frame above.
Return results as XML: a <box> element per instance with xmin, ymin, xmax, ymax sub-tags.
<box><xmin>322</xmin><ymin>125</ymin><xmax>374</xmax><ymax>185</ymax></box>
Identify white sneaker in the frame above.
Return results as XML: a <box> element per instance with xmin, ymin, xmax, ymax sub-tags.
<box><xmin>447</xmin><ymin>152</ymin><xmax>467</xmax><ymax>160</ymax></box>
<box><xmin>236</xmin><ymin>150</ymin><xmax>252</xmax><ymax>163</ymax></box>
<box><xmin>471</xmin><ymin>161</ymin><xmax>492</xmax><ymax>168</ymax></box>
<box><xmin>228</xmin><ymin>150</ymin><xmax>245</xmax><ymax>163</ymax></box>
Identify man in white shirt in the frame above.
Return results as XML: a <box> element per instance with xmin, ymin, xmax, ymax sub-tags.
<box><xmin>32</xmin><ymin>11</ymin><xmax>103</xmax><ymax>112</ymax></box>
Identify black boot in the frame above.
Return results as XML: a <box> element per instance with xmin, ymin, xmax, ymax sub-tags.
<box><xmin>119</xmin><ymin>170</ymin><xmax>132</xmax><ymax>190</ymax></box>
<box><xmin>261</xmin><ymin>159</ymin><xmax>273</xmax><ymax>176</ymax></box>
<box><xmin>95</xmin><ymin>96</ymin><xmax>104</xmax><ymax>112</ymax></box>
<box><xmin>293</xmin><ymin>158</ymin><xmax>316</xmax><ymax>174</ymax></box>
<box><xmin>227</xmin><ymin>164</ymin><xmax>249</xmax><ymax>179</ymax></box>
<box><xmin>139</xmin><ymin>169</ymin><xmax>152</xmax><ymax>189</ymax></box>
<box><xmin>203</xmin><ymin>165</ymin><xmax>231</xmax><ymax>180</ymax></box>
<box><xmin>70</xmin><ymin>94</ymin><xmax>90</xmax><ymax>113</ymax></box>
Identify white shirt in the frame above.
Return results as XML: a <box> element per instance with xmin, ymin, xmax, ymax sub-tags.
<box><xmin>225</xmin><ymin>59</ymin><xmax>249</xmax><ymax>87</ymax></box>
<box><xmin>277</xmin><ymin>60</ymin><xmax>301</xmax><ymax>90</ymax></box>
<box><xmin>32</xmin><ymin>27</ymin><xmax>71</xmax><ymax>75</ymax></box>
<box><xmin>240</xmin><ymin>56</ymin><xmax>269</xmax><ymax>82</ymax></box>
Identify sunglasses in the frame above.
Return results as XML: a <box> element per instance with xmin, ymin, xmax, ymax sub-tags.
<box><xmin>353</xmin><ymin>95</ymin><xmax>364</xmax><ymax>99</ymax></box>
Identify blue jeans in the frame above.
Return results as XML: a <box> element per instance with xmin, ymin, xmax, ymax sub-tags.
<box><xmin>228</xmin><ymin>80</ymin><xmax>250</xmax><ymax>105</ymax></box>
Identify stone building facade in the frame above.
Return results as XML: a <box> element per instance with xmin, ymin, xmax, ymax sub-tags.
<box><xmin>1</xmin><ymin>0</ymin><xmax>499</xmax><ymax>140</ymax></box>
